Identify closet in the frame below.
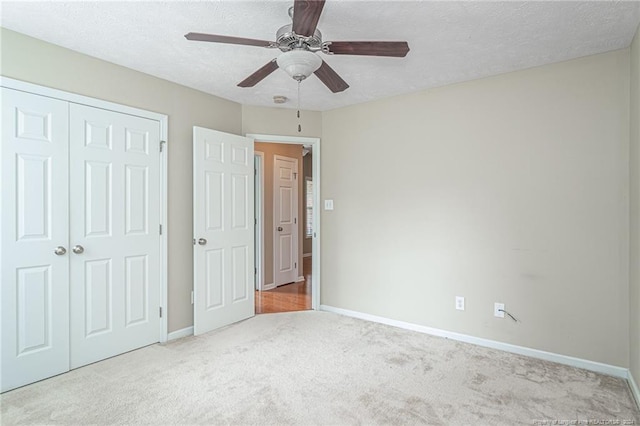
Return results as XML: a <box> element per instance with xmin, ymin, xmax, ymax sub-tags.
<box><xmin>1</xmin><ymin>85</ymin><xmax>166</xmax><ymax>392</ymax></box>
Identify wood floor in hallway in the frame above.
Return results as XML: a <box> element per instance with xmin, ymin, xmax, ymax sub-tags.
<box><xmin>255</xmin><ymin>256</ymin><xmax>311</xmax><ymax>314</ymax></box>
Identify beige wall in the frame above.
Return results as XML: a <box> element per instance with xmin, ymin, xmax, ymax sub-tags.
<box><xmin>242</xmin><ymin>104</ymin><xmax>322</xmax><ymax>138</ymax></box>
<box><xmin>321</xmin><ymin>50</ymin><xmax>631</xmax><ymax>367</ymax></box>
<box><xmin>0</xmin><ymin>28</ymin><xmax>243</xmax><ymax>333</ymax></box>
<box><xmin>254</xmin><ymin>142</ymin><xmax>304</xmax><ymax>285</ymax></box>
<box><xmin>630</xmin><ymin>25</ymin><xmax>640</xmax><ymax>384</ymax></box>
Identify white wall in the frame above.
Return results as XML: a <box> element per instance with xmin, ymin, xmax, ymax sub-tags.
<box><xmin>629</xmin><ymin>24</ymin><xmax>640</xmax><ymax>383</ymax></box>
<box><xmin>321</xmin><ymin>50</ymin><xmax>631</xmax><ymax>367</ymax></box>
<box><xmin>0</xmin><ymin>28</ymin><xmax>243</xmax><ymax>333</ymax></box>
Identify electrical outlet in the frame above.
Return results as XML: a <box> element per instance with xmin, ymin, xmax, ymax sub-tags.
<box><xmin>494</xmin><ymin>302</ymin><xmax>505</xmax><ymax>318</ymax></box>
<box><xmin>455</xmin><ymin>296</ymin><xmax>465</xmax><ymax>311</ymax></box>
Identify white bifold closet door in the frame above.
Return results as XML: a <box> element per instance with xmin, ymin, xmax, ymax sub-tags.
<box><xmin>1</xmin><ymin>88</ymin><xmax>161</xmax><ymax>392</ymax></box>
<box><xmin>1</xmin><ymin>89</ymin><xmax>71</xmax><ymax>392</ymax></box>
<box><xmin>68</xmin><ymin>104</ymin><xmax>161</xmax><ymax>368</ymax></box>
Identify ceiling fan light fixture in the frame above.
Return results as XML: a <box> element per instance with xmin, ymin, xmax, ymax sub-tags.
<box><xmin>276</xmin><ymin>49</ymin><xmax>322</xmax><ymax>82</ymax></box>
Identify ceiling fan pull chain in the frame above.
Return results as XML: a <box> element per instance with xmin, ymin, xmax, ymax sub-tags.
<box><xmin>297</xmin><ymin>80</ymin><xmax>302</xmax><ymax>133</ymax></box>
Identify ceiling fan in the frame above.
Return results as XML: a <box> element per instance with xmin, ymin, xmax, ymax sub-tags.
<box><xmin>184</xmin><ymin>0</ymin><xmax>410</xmax><ymax>93</ymax></box>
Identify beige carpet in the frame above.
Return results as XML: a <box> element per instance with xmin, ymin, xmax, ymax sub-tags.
<box><xmin>1</xmin><ymin>311</ymin><xmax>638</xmax><ymax>425</ymax></box>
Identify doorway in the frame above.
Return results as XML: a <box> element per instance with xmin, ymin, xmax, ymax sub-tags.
<box><xmin>249</xmin><ymin>134</ymin><xmax>320</xmax><ymax>314</ymax></box>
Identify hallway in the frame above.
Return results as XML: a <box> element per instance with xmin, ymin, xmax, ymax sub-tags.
<box><xmin>255</xmin><ymin>256</ymin><xmax>312</xmax><ymax>314</ymax></box>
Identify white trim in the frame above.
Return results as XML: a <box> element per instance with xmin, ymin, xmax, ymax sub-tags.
<box><xmin>247</xmin><ymin>134</ymin><xmax>321</xmax><ymax>311</ymax></box>
<box><xmin>320</xmin><ymin>305</ymin><xmax>629</xmax><ymax>379</ymax></box>
<box><xmin>159</xmin><ymin>107</ymin><xmax>169</xmax><ymax>344</ymax></box>
<box><xmin>303</xmin><ymin>253</ymin><xmax>312</xmax><ymax>258</ymax></box>
<box><xmin>295</xmin><ymin>276</ymin><xmax>305</xmax><ymax>283</ymax></box>
<box><xmin>254</xmin><ymin>151</ymin><xmax>265</xmax><ymax>291</ymax></box>
<box><xmin>629</xmin><ymin>370</ymin><xmax>640</xmax><ymax>409</ymax></box>
<box><xmin>247</xmin><ymin>134</ymin><xmax>319</xmax><ymax>145</ymax></box>
<box><xmin>310</xmin><ymin>139</ymin><xmax>320</xmax><ymax>311</ymax></box>
<box><xmin>273</xmin><ymin>154</ymin><xmax>299</xmax><ymax>287</ymax></box>
<box><xmin>1</xmin><ymin>77</ymin><xmax>170</xmax><ymax>344</ymax></box>
<box><xmin>263</xmin><ymin>282</ymin><xmax>276</xmax><ymax>291</ymax></box>
<box><xmin>167</xmin><ymin>326</ymin><xmax>194</xmax><ymax>341</ymax></box>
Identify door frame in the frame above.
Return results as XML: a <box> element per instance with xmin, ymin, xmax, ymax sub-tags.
<box><xmin>1</xmin><ymin>77</ymin><xmax>170</xmax><ymax>343</ymax></box>
<box><xmin>273</xmin><ymin>154</ymin><xmax>299</xmax><ymax>287</ymax></box>
<box><xmin>254</xmin><ymin>151</ymin><xmax>265</xmax><ymax>291</ymax></box>
<box><xmin>247</xmin><ymin>134</ymin><xmax>321</xmax><ymax>310</ymax></box>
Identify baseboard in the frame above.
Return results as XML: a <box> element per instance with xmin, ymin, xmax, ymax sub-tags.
<box><xmin>295</xmin><ymin>276</ymin><xmax>305</xmax><ymax>282</ymax></box>
<box><xmin>263</xmin><ymin>282</ymin><xmax>276</xmax><ymax>291</ymax></box>
<box><xmin>319</xmin><ymin>305</ymin><xmax>628</xmax><ymax>379</ymax></box>
<box><xmin>629</xmin><ymin>370</ymin><xmax>640</xmax><ymax>409</ymax></box>
<box><xmin>303</xmin><ymin>253</ymin><xmax>312</xmax><ymax>258</ymax></box>
<box><xmin>167</xmin><ymin>326</ymin><xmax>194</xmax><ymax>341</ymax></box>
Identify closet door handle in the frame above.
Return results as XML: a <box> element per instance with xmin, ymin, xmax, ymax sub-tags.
<box><xmin>277</xmin><ymin>227</ymin><xmax>283</xmax><ymax>231</ymax></box>
<box><xmin>198</xmin><ymin>238</ymin><xmax>207</xmax><ymax>246</ymax></box>
<box><xmin>72</xmin><ymin>245</ymin><xmax>84</xmax><ymax>254</ymax></box>
<box><xmin>54</xmin><ymin>246</ymin><xmax>67</xmax><ymax>255</ymax></box>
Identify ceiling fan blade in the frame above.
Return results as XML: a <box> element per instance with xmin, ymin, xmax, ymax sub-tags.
<box><xmin>325</xmin><ymin>41</ymin><xmax>410</xmax><ymax>57</ymax></box>
<box><xmin>314</xmin><ymin>60</ymin><xmax>349</xmax><ymax>93</ymax></box>
<box><xmin>292</xmin><ymin>0</ymin><xmax>325</xmax><ymax>37</ymax></box>
<box><xmin>238</xmin><ymin>59</ymin><xmax>279</xmax><ymax>87</ymax></box>
<box><xmin>185</xmin><ymin>32</ymin><xmax>272</xmax><ymax>48</ymax></box>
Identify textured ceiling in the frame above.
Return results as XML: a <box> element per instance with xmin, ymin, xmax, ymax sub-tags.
<box><xmin>2</xmin><ymin>1</ymin><xmax>639</xmax><ymax>111</ymax></box>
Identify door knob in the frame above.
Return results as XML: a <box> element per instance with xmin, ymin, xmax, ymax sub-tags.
<box><xmin>277</xmin><ymin>227</ymin><xmax>283</xmax><ymax>231</ymax></box>
<box><xmin>72</xmin><ymin>245</ymin><xmax>84</xmax><ymax>254</ymax></box>
<box><xmin>54</xmin><ymin>246</ymin><xmax>67</xmax><ymax>255</ymax></box>
<box><xmin>198</xmin><ymin>238</ymin><xmax>207</xmax><ymax>245</ymax></box>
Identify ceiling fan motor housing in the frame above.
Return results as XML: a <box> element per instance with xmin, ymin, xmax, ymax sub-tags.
<box><xmin>276</xmin><ymin>24</ymin><xmax>323</xmax><ymax>51</ymax></box>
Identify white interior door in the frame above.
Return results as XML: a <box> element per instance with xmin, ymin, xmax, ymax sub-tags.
<box><xmin>274</xmin><ymin>155</ymin><xmax>298</xmax><ymax>286</ymax></box>
<box><xmin>193</xmin><ymin>127</ymin><xmax>255</xmax><ymax>335</ymax></box>
<box><xmin>69</xmin><ymin>103</ymin><xmax>161</xmax><ymax>368</ymax></box>
<box><xmin>1</xmin><ymin>88</ymin><xmax>70</xmax><ymax>392</ymax></box>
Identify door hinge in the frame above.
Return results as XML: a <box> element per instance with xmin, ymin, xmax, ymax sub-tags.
<box><xmin>294</xmin><ymin>218</ymin><xmax>297</xmax><ymax>224</ymax></box>
<box><xmin>295</xmin><ymin>262</ymin><xmax>297</xmax><ymax>269</ymax></box>
<box><xmin>254</xmin><ymin>267</ymin><xmax>257</xmax><ymax>275</ymax></box>
<box><xmin>293</xmin><ymin>172</ymin><xmax>297</xmax><ymax>179</ymax></box>
<box><xmin>254</xmin><ymin>168</ymin><xmax>257</xmax><ymax>176</ymax></box>
<box><xmin>160</xmin><ymin>140</ymin><xmax>166</xmax><ymax>153</ymax></box>
<box><xmin>159</xmin><ymin>307</ymin><xmax>163</xmax><ymax>318</ymax></box>
<box><xmin>159</xmin><ymin>224</ymin><xmax>163</xmax><ymax>235</ymax></box>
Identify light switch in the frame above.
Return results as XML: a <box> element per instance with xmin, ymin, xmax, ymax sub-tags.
<box><xmin>324</xmin><ymin>199</ymin><xmax>334</xmax><ymax>210</ymax></box>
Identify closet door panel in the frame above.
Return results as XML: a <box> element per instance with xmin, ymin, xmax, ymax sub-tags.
<box><xmin>69</xmin><ymin>104</ymin><xmax>161</xmax><ymax>368</ymax></box>
<box><xmin>1</xmin><ymin>88</ymin><xmax>70</xmax><ymax>392</ymax></box>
